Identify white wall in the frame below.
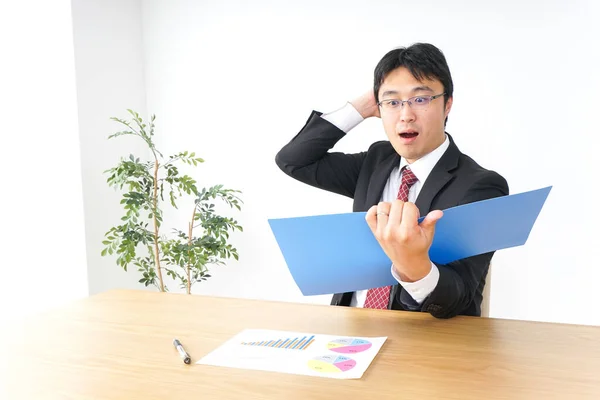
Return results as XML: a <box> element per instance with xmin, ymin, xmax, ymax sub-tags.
<box><xmin>138</xmin><ymin>0</ymin><xmax>600</xmax><ymax>325</ymax></box>
<box><xmin>0</xmin><ymin>0</ymin><xmax>88</xmax><ymax>324</ymax></box>
<box><xmin>71</xmin><ymin>0</ymin><xmax>153</xmax><ymax>295</ymax></box>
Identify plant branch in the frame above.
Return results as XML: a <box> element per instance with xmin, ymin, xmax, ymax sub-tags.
<box><xmin>162</xmin><ymin>156</ymin><xmax>182</xmax><ymax>168</ymax></box>
<box><xmin>110</xmin><ymin>118</ymin><xmax>141</xmax><ymax>137</ymax></box>
<box><xmin>152</xmin><ymin>159</ymin><xmax>165</xmax><ymax>292</ymax></box>
<box><xmin>186</xmin><ymin>206</ymin><xmax>196</xmax><ymax>295</ymax></box>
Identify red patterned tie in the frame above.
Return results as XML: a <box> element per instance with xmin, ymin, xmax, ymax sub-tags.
<box><xmin>363</xmin><ymin>166</ymin><xmax>418</xmax><ymax>309</ymax></box>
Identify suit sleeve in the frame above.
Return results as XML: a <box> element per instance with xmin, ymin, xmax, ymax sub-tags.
<box><xmin>400</xmin><ymin>172</ymin><xmax>510</xmax><ymax>318</ymax></box>
<box><xmin>275</xmin><ymin>110</ymin><xmax>367</xmax><ymax>198</ymax></box>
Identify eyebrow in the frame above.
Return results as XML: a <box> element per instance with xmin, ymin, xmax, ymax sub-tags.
<box><xmin>381</xmin><ymin>86</ymin><xmax>435</xmax><ymax>98</ymax></box>
<box><xmin>412</xmin><ymin>85</ymin><xmax>434</xmax><ymax>93</ymax></box>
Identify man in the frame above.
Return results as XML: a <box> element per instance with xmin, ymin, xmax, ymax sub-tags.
<box><xmin>275</xmin><ymin>43</ymin><xmax>508</xmax><ymax>318</ymax></box>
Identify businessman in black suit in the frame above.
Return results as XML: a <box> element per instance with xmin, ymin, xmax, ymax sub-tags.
<box><xmin>275</xmin><ymin>43</ymin><xmax>508</xmax><ymax>318</ymax></box>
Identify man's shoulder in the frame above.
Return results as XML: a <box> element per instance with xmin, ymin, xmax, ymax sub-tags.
<box><xmin>452</xmin><ymin>150</ymin><xmax>509</xmax><ymax>199</ymax></box>
<box><xmin>458</xmin><ymin>152</ymin><xmax>506</xmax><ymax>181</ymax></box>
<box><xmin>365</xmin><ymin>140</ymin><xmax>396</xmax><ymax>156</ymax></box>
<box><xmin>357</xmin><ymin>140</ymin><xmax>398</xmax><ymax>168</ymax></box>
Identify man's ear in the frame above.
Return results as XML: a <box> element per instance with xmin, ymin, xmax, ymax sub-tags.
<box><xmin>444</xmin><ymin>97</ymin><xmax>453</xmax><ymax>118</ymax></box>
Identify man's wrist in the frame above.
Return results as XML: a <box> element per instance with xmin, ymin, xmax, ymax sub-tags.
<box><xmin>393</xmin><ymin>258</ymin><xmax>433</xmax><ymax>282</ymax></box>
<box><xmin>391</xmin><ymin>263</ymin><xmax>439</xmax><ymax>304</ymax></box>
<box><xmin>321</xmin><ymin>102</ymin><xmax>364</xmax><ymax>133</ymax></box>
<box><xmin>350</xmin><ymin>95</ymin><xmax>377</xmax><ymax>119</ymax></box>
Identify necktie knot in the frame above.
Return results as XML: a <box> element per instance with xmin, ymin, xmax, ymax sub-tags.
<box><xmin>401</xmin><ymin>166</ymin><xmax>418</xmax><ymax>187</ymax></box>
<box><xmin>397</xmin><ymin>166</ymin><xmax>418</xmax><ymax>202</ymax></box>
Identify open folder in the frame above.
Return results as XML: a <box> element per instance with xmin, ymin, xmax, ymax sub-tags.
<box><xmin>268</xmin><ymin>186</ymin><xmax>552</xmax><ymax>296</ymax></box>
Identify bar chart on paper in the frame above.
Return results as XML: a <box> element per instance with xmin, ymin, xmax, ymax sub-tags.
<box><xmin>241</xmin><ymin>335</ymin><xmax>315</xmax><ymax>350</ymax></box>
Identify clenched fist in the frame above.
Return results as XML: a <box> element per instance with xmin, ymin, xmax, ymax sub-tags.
<box><xmin>366</xmin><ymin>200</ymin><xmax>443</xmax><ymax>282</ymax></box>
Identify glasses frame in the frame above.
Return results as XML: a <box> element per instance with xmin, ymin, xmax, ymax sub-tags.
<box><xmin>377</xmin><ymin>92</ymin><xmax>446</xmax><ymax>111</ymax></box>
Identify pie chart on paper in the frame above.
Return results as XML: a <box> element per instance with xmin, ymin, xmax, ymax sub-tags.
<box><xmin>308</xmin><ymin>355</ymin><xmax>356</xmax><ymax>373</ymax></box>
<box><xmin>327</xmin><ymin>338</ymin><xmax>372</xmax><ymax>353</ymax></box>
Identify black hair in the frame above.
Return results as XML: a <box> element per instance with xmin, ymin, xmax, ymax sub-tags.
<box><xmin>373</xmin><ymin>43</ymin><xmax>453</xmax><ymax>124</ymax></box>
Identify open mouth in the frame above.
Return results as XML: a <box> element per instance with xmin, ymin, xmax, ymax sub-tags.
<box><xmin>399</xmin><ymin>131</ymin><xmax>419</xmax><ymax>139</ymax></box>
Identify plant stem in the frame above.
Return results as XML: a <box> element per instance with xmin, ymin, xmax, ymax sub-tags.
<box><xmin>186</xmin><ymin>206</ymin><xmax>196</xmax><ymax>295</ymax></box>
<box><xmin>152</xmin><ymin>159</ymin><xmax>165</xmax><ymax>292</ymax></box>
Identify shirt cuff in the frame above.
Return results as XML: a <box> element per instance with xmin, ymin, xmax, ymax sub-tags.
<box><xmin>391</xmin><ymin>263</ymin><xmax>440</xmax><ymax>304</ymax></box>
<box><xmin>320</xmin><ymin>102</ymin><xmax>364</xmax><ymax>133</ymax></box>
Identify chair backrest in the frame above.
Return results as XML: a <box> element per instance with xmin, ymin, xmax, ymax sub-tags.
<box><xmin>480</xmin><ymin>264</ymin><xmax>492</xmax><ymax>317</ymax></box>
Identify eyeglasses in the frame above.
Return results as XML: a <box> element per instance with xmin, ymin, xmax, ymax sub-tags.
<box><xmin>377</xmin><ymin>93</ymin><xmax>446</xmax><ymax>111</ymax></box>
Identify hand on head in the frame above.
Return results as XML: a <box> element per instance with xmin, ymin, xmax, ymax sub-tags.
<box><xmin>350</xmin><ymin>90</ymin><xmax>380</xmax><ymax>119</ymax></box>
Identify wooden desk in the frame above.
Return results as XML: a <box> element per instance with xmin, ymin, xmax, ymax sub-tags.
<box><xmin>1</xmin><ymin>289</ymin><xmax>599</xmax><ymax>399</ymax></box>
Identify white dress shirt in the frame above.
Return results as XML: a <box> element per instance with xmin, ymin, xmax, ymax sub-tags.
<box><xmin>321</xmin><ymin>102</ymin><xmax>450</xmax><ymax>307</ymax></box>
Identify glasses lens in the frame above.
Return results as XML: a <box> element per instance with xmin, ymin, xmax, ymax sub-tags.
<box><xmin>410</xmin><ymin>96</ymin><xmax>431</xmax><ymax>108</ymax></box>
<box><xmin>382</xmin><ymin>100</ymin><xmax>400</xmax><ymax>110</ymax></box>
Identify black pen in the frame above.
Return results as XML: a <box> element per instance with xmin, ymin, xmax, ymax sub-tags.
<box><xmin>173</xmin><ymin>338</ymin><xmax>191</xmax><ymax>364</ymax></box>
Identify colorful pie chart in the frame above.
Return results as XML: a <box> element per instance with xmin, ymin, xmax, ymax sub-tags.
<box><xmin>327</xmin><ymin>338</ymin><xmax>372</xmax><ymax>353</ymax></box>
<box><xmin>308</xmin><ymin>354</ymin><xmax>356</xmax><ymax>373</ymax></box>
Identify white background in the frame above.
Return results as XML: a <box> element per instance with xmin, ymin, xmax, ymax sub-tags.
<box><xmin>0</xmin><ymin>0</ymin><xmax>88</xmax><ymax>326</ymax></box>
<box><xmin>2</xmin><ymin>0</ymin><xmax>599</xmax><ymax>326</ymax></box>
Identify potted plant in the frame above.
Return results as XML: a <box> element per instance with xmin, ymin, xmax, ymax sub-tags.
<box><xmin>101</xmin><ymin>109</ymin><xmax>243</xmax><ymax>294</ymax></box>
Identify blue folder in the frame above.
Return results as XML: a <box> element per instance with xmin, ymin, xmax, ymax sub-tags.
<box><xmin>268</xmin><ymin>186</ymin><xmax>552</xmax><ymax>296</ymax></box>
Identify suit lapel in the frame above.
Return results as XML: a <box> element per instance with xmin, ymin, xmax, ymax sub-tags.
<box><xmin>414</xmin><ymin>134</ymin><xmax>461</xmax><ymax>216</ymax></box>
<box><xmin>365</xmin><ymin>150</ymin><xmax>400</xmax><ymax>208</ymax></box>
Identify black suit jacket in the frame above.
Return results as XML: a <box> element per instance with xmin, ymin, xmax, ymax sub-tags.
<box><xmin>275</xmin><ymin>111</ymin><xmax>509</xmax><ymax>318</ymax></box>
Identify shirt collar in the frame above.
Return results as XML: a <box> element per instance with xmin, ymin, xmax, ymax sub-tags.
<box><xmin>399</xmin><ymin>134</ymin><xmax>450</xmax><ymax>183</ymax></box>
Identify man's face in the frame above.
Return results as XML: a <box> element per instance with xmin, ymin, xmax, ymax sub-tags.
<box><xmin>378</xmin><ymin>67</ymin><xmax>452</xmax><ymax>163</ymax></box>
